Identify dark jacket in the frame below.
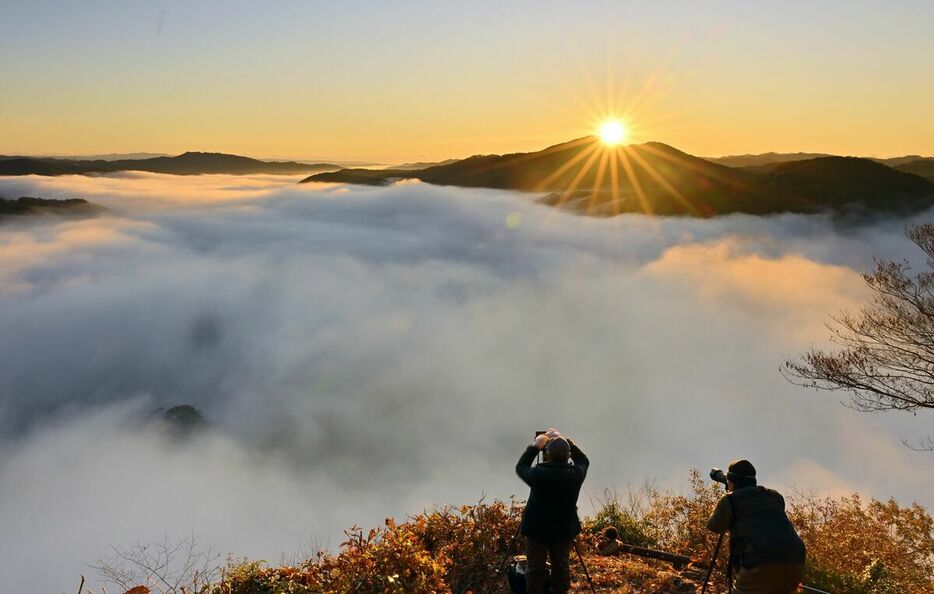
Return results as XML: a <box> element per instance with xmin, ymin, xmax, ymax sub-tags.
<box><xmin>707</xmin><ymin>486</ymin><xmax>806</xmax><ymax>569</ymax></box>
<box><xmin>516</xmin><ymin>440</ymin><xmax>589</xmax><ymax>543</ymax></box>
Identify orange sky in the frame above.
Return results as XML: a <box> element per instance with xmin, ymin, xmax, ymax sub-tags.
<box><xmin>2</xmin><ymin>2</ymin><xmax>932</xmax><ymax>162</ymax></box>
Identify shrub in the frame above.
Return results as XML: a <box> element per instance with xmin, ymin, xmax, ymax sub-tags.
<box><xmin>319</xmin><ymin>519</ymin><xmax>449</xmax><ymax>593</ymax></box>
<box><xmin>209</xmin><ymin>471</ymin><xmax>932</xmax><ymax>594</ymax></box>
<box><xmin>584</xmin><ymin>488</ymin><xmax>657</xmax><ymax>549</ymax></box>
<box><xmin>407</xmin><ymin>499</ymin><xmax>522</xmax><ymax>593</ymax></box>
<box><xmin>789</xmin><ymin>494</ymin><xmax>934</xmax><ymax>593</ymax></box>
<box><xmin>212</xmin><ymin>501</ymin><xmax>522</xmax><ymax>594</ymax></box>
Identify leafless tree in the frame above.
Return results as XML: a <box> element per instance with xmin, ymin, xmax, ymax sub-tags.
<box><xmin>783</xmin><ymin>224</ymin><xmax>934</xmax><ymax>450</ymax></box>
<box><xmin>90</xmin><ymin>534</ymin><xmax>220</xmax><ymax>594</ymax></box>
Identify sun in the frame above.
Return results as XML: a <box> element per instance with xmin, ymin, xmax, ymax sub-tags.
<box><xmin>598</xmin><ymin>120</ymin><xmax>626</xmax><ymax>146</ymax></box>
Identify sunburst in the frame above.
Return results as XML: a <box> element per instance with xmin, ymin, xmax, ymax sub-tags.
<box><xmin>598</xmin><ymin>120</ymin><xmax>626</xmax><ymax>146</ymax></box>
<box><xmin>539</xmin><ymin>81</ymin><xmax>754</xmax><ymax>217</ymax></box>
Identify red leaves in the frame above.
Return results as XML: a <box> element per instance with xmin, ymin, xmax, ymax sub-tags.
<box><xmin>213</xmin><ymin>479</ymin><xmax>933</xmax><ymax>594</ymax></box>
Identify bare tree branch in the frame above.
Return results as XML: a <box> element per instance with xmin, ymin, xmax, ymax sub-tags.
<box><xmin>784</xmin><ymin>224</ymin><xmax>934</xmax><ymax>447</ymax></box>
<box><xmin>91</xmin><ymin>534</ymin><xmax>220</xmax><ymax>594</ymax></box>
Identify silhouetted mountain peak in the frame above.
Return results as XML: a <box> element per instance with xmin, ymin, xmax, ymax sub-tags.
<box><xmin>302</xmin><ymin>137</ymin><xmax>934</xmax><ymax>218</ymax></box>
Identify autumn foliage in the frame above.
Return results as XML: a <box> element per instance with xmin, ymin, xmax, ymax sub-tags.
<box><xmin>789</xmin><ymin>494</ymin><xmax>934</xmax><ymax>593</ymax></box>
<box><xmin>206</xmin><ymin>471</ymin><xmax>932</xmax><ymax>594</ymax></box>
<box><xmin>214</xmin><ymin>500</ymin><xmax>522</xmax><ymax>594</ymax></box>
<box><xmin>584</xmin><ymin>471</ymin><xmax>934</xmax><ymax>593</ymax></box>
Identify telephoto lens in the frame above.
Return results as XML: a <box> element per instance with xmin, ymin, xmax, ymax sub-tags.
<box><xmin>710</xmin><ymin>468</ymin><xmax>728</xmax><ymax>484</ymax></box>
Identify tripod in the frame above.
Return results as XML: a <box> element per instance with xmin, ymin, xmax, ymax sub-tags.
<box><xmin>700</xmin><ymin>531</ymin><xmax>732</xmax><ymax>594</ymax></box>
<box><xmin>495</xmin><ymin>522</ymin><xmax>597</xmax><ymax>594</ymax></box>
<box><xmin>573</xmin><ymin>540</ymin><xmax>597</xmax><ymax>594</ymax></box>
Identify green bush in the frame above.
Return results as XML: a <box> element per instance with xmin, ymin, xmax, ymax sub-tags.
<box><xmin>586</xmin><ymin>492</ymin><xmax>657</xmax><ymax>549</ymax></box>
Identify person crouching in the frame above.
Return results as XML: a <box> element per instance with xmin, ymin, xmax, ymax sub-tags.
<box><xmin>596</xmin><ymin>526</ymin><xmax>623</xmax><ymax>556</ymax></box>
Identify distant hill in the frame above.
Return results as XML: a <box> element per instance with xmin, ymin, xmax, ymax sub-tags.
<box><xmin>301</xmin><ymin>138</ymin><xmax>934</xmax><ymax>217</ymax></box>
<box><xmin>0</xmin><ymin>152</ymin><xmax>340</xmax><ymax>176</ymax></box>
<box><xmin>0</xmin><ymin>158</ymin><xmax>75</xmax><ymax>176</ymax></box>
<box><xmin>147</xmin><ymin>404</ymin><xmax>208</xmax><ymax>436</ymax></box>
<box><xmin>709</xmin><ymin>152</ymin><xmax>934</xmax><ymax>170</ymax></box>
<box><xmin>35</xmin><ymin>152</ymin><xmax>169</xmax><ymax>161</ymax></box>
<box><xmin>0</xmin><ymin>196</ymin><xmax>104</xmax><ymax>219</ymax></box>
<box><xmin>307</xmin><ymin>168</ymin><xmax>413</xmax><ymax>185</ymax></box>
<box><xmin>391</xmin><ymin>158</ymin><xmax>460</xmax><ymax>170</ymax></box>
<box><xmin>706</xmin><ymin>152</ymin><xmax>831</xmax><ymax>168</ymax></box>
<box><xmin>760</xmin><ymin>156</ymin><xmax>934</xmax><ymax>212</ymax></box>
<box><xmin>872</xmin><ymin>155</ymin><xmax>934</xmax><ymax>167</ymax></box>
<box><xmin>893</xmin><ymin>158</ymin><xmax>934</xmax><ymax>182</ymax></box>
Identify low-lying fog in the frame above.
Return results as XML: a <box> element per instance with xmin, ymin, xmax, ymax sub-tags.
<box><xmin>1</xmin><ymin>173</ymin><xmax>932</xmax><ymax>592</ymax></box>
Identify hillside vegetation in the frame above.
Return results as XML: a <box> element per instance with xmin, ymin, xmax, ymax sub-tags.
<box><xmin>206</xmin><ymin>471</ymin><xmax>932</xmax><ymax>594</ymax></box>
<box><xmin>301</xmin><ymin>138</ymin><xmax>934</xmax><ymax>218</ymax></box>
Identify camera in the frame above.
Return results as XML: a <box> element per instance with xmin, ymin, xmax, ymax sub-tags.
<box><xmin>710</xmin><ymin>468</ymin><xmax>728</xmax><ymax>485</ymax></box>
<box><xmin>535</xmin><ymin>431</ymin><xmax>548</xmax><ymax>461</ymax></box>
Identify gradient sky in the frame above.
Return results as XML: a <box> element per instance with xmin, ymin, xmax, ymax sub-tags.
<box><xmin>2</xmin><ymin>0</ymin><xmax>933</xmax><ymax>162</ymax></box>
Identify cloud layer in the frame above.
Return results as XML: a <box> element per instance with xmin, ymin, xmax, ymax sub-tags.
<box><xmin>1</xmin><ymin>173</ymin><xmax>932</xmax><ymax>593</ymax></box>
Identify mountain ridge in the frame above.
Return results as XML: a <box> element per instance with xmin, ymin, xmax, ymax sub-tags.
<box><xmin>0</xmin><ymin>152</ymin><xmax>340</xmax><ymax>177</ymax></box>
<box><xmin>707</xmin><ymin>151</ymin><xmax>934</xmax><ymax>169</ymax></box>
<box><xmin>893</xmin><ymin>158</ymin><xmax>934</xmax><ymax>182</ymax></box>
<box><xmin>706</xmin><ymin>152</ymin><xmax>832</xmax><ymax>168</ymax></box>
<box><xmin>302</xmin><ymin>138</ymin><xmax>934</xmax><ymax>217</ymax></box>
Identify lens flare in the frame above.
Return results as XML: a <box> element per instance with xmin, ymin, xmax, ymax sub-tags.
<box><xmin>598</xmin><ymin>120</ymin><xmax>626</xmax><ymax>145</ymax></box>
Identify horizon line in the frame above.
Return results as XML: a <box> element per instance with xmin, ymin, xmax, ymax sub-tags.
<box><xmin>3</xmin><ymin>140</ymin><xmax>933</xmax><ymax>165</ymax></box>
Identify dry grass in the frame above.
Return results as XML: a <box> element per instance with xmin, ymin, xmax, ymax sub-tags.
<box><xmin>200</xmin><ymin>470</ymin><xmax>933</xmax><ymax>594</ymax></box>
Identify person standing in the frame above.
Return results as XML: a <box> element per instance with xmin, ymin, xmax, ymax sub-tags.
<box><xmin>707</xmin><ymin>460</ymin><xmax>807</xmax><ymax>594</ymax></box>
<box><xmin>515</xmin><ymin>429</ymin><xmax>589</xmax><ymax>594</ymax></box>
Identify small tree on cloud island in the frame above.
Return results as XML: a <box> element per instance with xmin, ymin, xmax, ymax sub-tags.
<box><xmin>784</xmin><ymin>224</ymin><xmax>934</xmax><ymax>450</ymax></box>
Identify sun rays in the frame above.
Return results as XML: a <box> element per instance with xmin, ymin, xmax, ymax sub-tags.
<box><xmin>536</xmin><ymin>100</ymin><xmax>723</xmax><ymax>217</ymax></box>
<box><xmin>528</xmin><ymin>47</ymin><xmax>725</xmax><ymax>218</ymax></box>
<box><xmin>536</xmin><ymin>133</ymin><xmax>723</xmax><ymax>217</ymax></box>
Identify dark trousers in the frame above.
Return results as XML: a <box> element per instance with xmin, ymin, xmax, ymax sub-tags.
<box><xmin>526</xmin><ymin>537</ymin><xmax>572</xmax><ymax>594</ymax></box>
<box><xmin>733</xmin><ymin>564</ymin><xmax>806</xmax><ymax>594</ymax></box>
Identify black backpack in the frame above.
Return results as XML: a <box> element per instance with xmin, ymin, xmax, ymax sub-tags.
<box><xmin>727</xmin><ymin>488</ymin><xmax>807</xmax><ymax>569</ymax></box>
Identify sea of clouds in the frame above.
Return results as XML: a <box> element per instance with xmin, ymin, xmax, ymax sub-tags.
<box><xmin>1</xmin><ymin>173</ymin><xmax>932</xmax><ymax>593</ymax></box>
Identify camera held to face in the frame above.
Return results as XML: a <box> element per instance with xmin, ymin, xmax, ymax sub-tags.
<box><xmin>710</xmin><ymin>468</ymin><xmax>728</xmax><ymax>485</ymax></box>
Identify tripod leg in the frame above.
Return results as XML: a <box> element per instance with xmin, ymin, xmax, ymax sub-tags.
<box><xmin>573</xmin><ymin>541</ymin><xmax>598</xmax><ymax>594</ymax></box>
<box><xmin>496</xmin><ymin>523</ymin><xmax>521</xmax><ymax>576</ymax></box>
<box><xmin>700</xmin><ymin>532</ymin><xmax>725</xmax><ymax>594</ymax></box>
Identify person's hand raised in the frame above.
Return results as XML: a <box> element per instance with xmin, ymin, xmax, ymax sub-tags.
<box><xmin>533</xmin><ymin>433</ymin><xmax>549</xmax><ymax>450</ymax></box>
